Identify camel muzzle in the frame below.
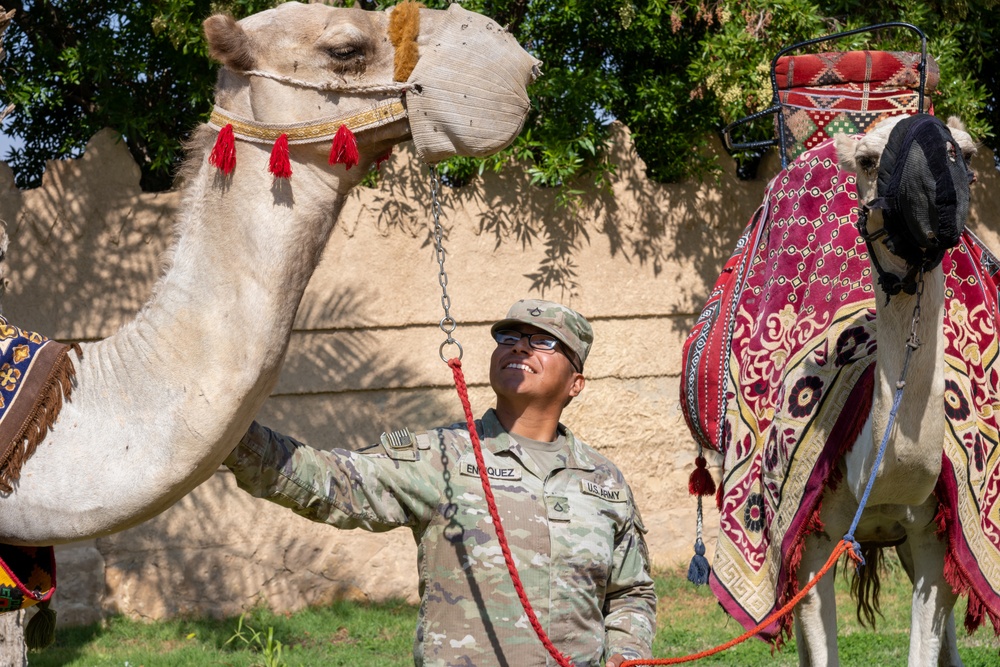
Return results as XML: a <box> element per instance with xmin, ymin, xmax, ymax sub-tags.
<box><xmin>404</xmin><ymin>4</ymin><xmax>541</xmax><ymax>164</ymax></box>
<box><xmin>869</xmin><ymin>114</ymin><xmax>972</xmax><ymax>268</ymax></box>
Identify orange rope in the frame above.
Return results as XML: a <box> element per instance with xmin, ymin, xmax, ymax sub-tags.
<box><xmin>621</xmin><ymin>539</ymin><xmax>859</xmax><ymax>665</ymax></box>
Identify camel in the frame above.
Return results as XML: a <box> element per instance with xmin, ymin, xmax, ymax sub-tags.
<box><xmin>0</xmin><ymin>1</ymin><xmax>539</xmax><ymax>545</ymax></box>
<box><xmin>793</xmin><ymin>114</ymin><xmax>977</xmax><ymax>667</ymax></box>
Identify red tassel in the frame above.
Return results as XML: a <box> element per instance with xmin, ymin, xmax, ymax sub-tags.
<box><xmin>688</xmin><ymin>455</ymin><xmax>716</xmax><ymax>497</ymax></box>
<box><xmin>209</xmin><ymin>124</ymin><xmax>236</xmax><ymax>174</ymax></box>
<box><xmin>269</xmin><ymin>133</ymin><xmax>292</xmax><ymax>179</ymax></box>
<box><xmin>329</xmin><ymin>124</ymin><xmax>359</xmax><ymax>170</ymax></box>
<box><xmin>716</xmin><ymin>480</ymin><xmax>725</xmax><ymax>510</ymax></box>
<box><xmin>374</xmin><ymin>148</ymin><xmax>392</xmax><ymax>170</ymax></box>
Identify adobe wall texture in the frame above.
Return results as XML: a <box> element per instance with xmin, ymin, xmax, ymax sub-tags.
<box><xmin>1</xmin><ymin>125</ymin><xmax>997</xmax><ymax>625</ymax></box>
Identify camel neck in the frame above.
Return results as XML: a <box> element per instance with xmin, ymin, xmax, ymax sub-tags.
<box><xmin>856</xmin><ymin>264</ymin><xmax>946</xmax><ymax>504</ymax></box>
<box><xmin>93</xmin><ymin>138</ymin><xmax>348</xmax><ymax>460</ymax></box>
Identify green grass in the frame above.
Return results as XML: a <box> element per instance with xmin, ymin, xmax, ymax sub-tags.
<box><xmin>30</xmin><ymin>599</ymin><xmax>416</xmax><ymax>667</ymax></box>
<box><xmin>652</xmin><ymin>559</ymin><xmax>998</xmax><ymax>666</ymax></box>
<box><xmin>29</xmin><ymin>560</ymin><xmax>1000</xmax><ymax>666</ymax></box>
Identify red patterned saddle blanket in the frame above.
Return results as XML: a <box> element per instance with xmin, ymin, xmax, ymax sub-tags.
<box><xmin>679</xmin><ymin>138</ymin><xmax>1000</xmax><ymax>641</ymax></box>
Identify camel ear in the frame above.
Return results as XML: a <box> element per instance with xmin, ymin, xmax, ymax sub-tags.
<box><xmin>204</xmin><ymin>14</ymin><xmax>256</xmax><ymax>71</ymax></box>
<box><xmin>834</xmin><ymin>132</ymin><xmax>860</xmax><ymax>173</ymax></box>
<box><xmin>946</xmin><ymin>116</ymin><xmax>967</xmax><ymax>133</ymax></box>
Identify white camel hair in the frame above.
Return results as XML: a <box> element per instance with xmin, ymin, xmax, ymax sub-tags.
<box><xmin>793</xmin><ymin>115</ymin><xmax>977</xmax><ymax>667</ymax></box>
<box><xmin>0</xmin><ymin>1</ymin><xmax>538</xmax><ymax>545</ymax></box>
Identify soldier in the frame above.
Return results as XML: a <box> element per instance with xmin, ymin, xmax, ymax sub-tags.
<box><xmin>225</xmin><ymin>298</ymin><xmax>656</xmax><ymax>666</ymax></box>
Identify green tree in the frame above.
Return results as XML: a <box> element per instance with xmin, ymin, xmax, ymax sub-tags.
<box><xmin>0</xmin><ymin>0</ymin><xmax>277</xmax><ymax>191</ymax></box>
<box><xmin>0</xmin><ymin>0</ymin><xmax>997</xmax><ymax>193</ymax></box>
<box><xmin>453</xmin><ymin>0</ymin><xmax>998</xmax><ymax>187</ymax></box>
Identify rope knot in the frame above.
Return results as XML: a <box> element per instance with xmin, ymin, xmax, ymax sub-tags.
<box><xmin>844</xmin><ymin>536</ymin><xmax>865</xmax><ymax>569</ymax></box>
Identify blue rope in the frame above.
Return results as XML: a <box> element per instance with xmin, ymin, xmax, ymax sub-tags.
<box><xmin>842</xmin><ymin>383</ymin><xmax>905</xmax><ymax>568</ymax></box>
<box><xmin>842</xmin><ymin>270</ymin><xmax>923</xmax><ymax>569</ymax></box>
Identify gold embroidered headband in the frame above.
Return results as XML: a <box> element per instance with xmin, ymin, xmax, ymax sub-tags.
<box><xmin>207</xmin><ymin>75</ymin><xmax>411</xmax><ymax>178</ymax></box>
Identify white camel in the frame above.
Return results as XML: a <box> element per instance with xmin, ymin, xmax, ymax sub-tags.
<box><xmin>0</xmin><ymin>1</ymin><xmax>539</xmax><ymax>545</ymax></box>
<box><xmin>794</xmin><ymin>115</ymin><xmax>977</xmax><ymax>667</ymax></box>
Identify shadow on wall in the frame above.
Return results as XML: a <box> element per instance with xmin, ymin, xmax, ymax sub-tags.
<box><xmin>0</xmin><ymin>129</ymin><xmax>175</xmax><ymax>340</ymax></box>
<box><xmin>374</xmin><ymin>122</ymin><xmax>762</xmax><ymax>310</ymax></box>
<box><xmin>261</xmin><ymin>285</ymin><xmax>460</xmax><ymax>447</ymax></box>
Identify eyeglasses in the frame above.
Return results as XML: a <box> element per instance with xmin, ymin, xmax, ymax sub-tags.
<box><xmin>493</xmin><ymin>329</ymin><xmax>560</xmax><ymax>351</ymax></box>
<box><xmin>494</xmin><ymin>329</ymin><xmax>583</xmax><ymax>372</ymax></box>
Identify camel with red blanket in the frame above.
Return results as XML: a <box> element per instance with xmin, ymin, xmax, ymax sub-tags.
<box><xmin>681</xmin><ymin>111</ymin><xmax>1000</xmax><ymax>667</ymax></box>
<box><xmin>794</xmin><ymin>115</ymin><xmax>977</xmax><ymax>666</ymax></box>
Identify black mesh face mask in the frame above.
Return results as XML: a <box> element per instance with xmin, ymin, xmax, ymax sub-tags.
<box><xmin>868</xmin><ymin>114</ymin><xmax>972</xmax><ymax>270</ymax></box>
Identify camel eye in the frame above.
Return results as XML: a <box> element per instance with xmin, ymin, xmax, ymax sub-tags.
<box><xmin>328</xmin><ymin>45</ymin><xmax>361</xmax><ymax>61</ymax></box>
<box><xmin>857</xmin><ymin>155</ymin><xmax>878</xmax><ymax>174</ymax></box>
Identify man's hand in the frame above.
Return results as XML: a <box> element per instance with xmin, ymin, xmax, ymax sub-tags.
<box><xmin>605</xmin><ymin>654</ymin><xmax>627</xmax><ymax>667</ymax></box>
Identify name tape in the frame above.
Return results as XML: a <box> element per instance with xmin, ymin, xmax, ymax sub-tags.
<box><xmin>581</xmin><ymin>479</ymin><xmax>626</xmax><ymax>502</ymax></box>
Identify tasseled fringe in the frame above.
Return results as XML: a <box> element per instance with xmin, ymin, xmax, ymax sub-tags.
<box><xmin>329</xmin><ymin>125</ymin><xmax>359</xmax><ymax>170</ymax></box>
<box><xmin>935</xmin><ymin>483</ymin><xmax>1000</xmax><ymax>636</ymax></box>
<box><xmin>209</xmin><ymin>124</ymin><xmax>236</xmax><ymax>174</ymax></box>
<box><xmin>0</xmin><ymin>344</ymin><xmax>79</xmax><ymax>493</ymax></box>
<box><xmin>25</xmin><ymin>598</ymin><xmax>56</xmax><ymax>650</ymax></box>
<box><xmin>715</xmin><ymin>479</ymin><xmax>724</xmax><ymax>510</ymax></box>
<box><xmin>388</xmin><ymin>1</ymin><xmax>421</xmax><ymax>81</ymax></box>
<box><xmin>688</xmin><ymin>455</ymin><xmax>716</xmax><ymax>496</ymax></box>
<box><xmin>269</xmin><ymin>133</ymin><xmax>292</xmax><ymax>179</ymax></box>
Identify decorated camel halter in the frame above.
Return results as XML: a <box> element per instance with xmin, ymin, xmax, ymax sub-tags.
<box><xmin>207</xmin><ymin>91</ymin><xmax>409</xmax><ymax>178</ymax></box>
<box><xmin>207</xmin><ymin>0</ymin><xmax>421</xmax><ymax>179</ymax></box>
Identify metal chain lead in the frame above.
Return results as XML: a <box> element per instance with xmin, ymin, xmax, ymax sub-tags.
<box><xmin>431</xmin><ymin>165</ymin><xmax>463</xmax><ymax>362</ymax></box>
<box><xmin>897</xmin><ymin>270</ymin><xmax>924</xmax><ymax>389</ymax></box>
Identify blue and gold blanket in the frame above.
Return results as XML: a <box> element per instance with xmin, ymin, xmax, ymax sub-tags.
<box><xmin>0</xmin><ymin>316</ymin><xmax>77</xmax><ymax>494</ymax></box>
<box><xmin>0</xmin><ymin>315</ymin><xmax>77</xmax><ymax>614</ymax></box>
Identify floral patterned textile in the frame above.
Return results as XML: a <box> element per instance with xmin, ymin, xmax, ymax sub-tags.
<box><xmin>680</xmin><ymin>138</ymin><xmax>1000</xmax><ymax>642</ymax></box>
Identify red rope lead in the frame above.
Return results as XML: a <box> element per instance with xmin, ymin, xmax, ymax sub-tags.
<box><xmin>447</xmin><ymin>358</ymin><xmax>574</xmax><ymax>667</ymax></box>
<box><xmin>445</xmin><ymin>357</ymin><xmax>857</xmax><ymax>666</ymax></box>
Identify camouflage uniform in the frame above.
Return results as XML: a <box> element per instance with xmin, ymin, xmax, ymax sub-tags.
<box><xmin>225</xmin><ymin>409</ymin><xmax>656</xmax><ymax>666</ymax></box>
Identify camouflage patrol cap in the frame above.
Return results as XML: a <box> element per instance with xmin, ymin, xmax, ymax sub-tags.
<box><xmin>491</xmin><ymin>299</ymin><xmax>594</xmax><ymax>371</ymax></box>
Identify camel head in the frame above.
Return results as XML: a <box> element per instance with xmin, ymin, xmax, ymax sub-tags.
<box><xmin>835</xmin><ymin>115</ymin><xmax>975</xmax><ymax>285</ymax></box>
<box><xmin>202</xmin><ymin>1</ymin><xmax>541</xmax><ymax>179</ymax></box>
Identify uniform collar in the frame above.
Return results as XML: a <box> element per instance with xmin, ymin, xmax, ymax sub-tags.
<box><xmin>479</xmin><ymin>409</ymin><xmax>596</xmax><ymax>472</ymax></box>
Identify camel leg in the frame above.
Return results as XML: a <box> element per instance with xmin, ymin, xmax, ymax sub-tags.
<box><xmin>795</xmin><ymin>531</ymin><xmax>842</xmax><ymax>667</ymax></box>
<box><xmin>896</xmin><ymin>539</ymin><xmax>964</xmax><ymax>667</ymax></box>
<box><xmin>895</xmin><ymin>505</ymin><xmax>963</xmax><ymax>667</ymax></box>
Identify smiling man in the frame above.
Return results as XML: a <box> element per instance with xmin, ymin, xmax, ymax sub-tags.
<box><xmin>224</xmin><ymin>298</ymin><xmax>656</xmax><ymax>667</ymax></box>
